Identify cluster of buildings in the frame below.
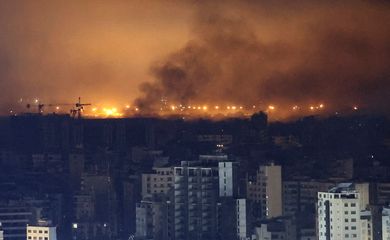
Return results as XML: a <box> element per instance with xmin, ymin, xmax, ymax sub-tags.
<box><xmin>0</xmin><ymin>113</ymin><xmax>389</xmax><ymax>240</ymax></box>
<box><xmin>135</xmin><ymin>157</ymin><xmax>390</xmax><ymax>240</ymax></box>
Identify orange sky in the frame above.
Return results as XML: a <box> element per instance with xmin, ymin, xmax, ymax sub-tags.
<box><xmin>0</xmin><ymin>0</ymin><xmax>389</xmax><ymax>117</ymax></box>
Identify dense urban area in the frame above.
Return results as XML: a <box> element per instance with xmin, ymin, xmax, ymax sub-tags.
<box><xmin>0</xmin><ymin>112</ymin><xmax>389</xmax><ymax>240</ymax></box>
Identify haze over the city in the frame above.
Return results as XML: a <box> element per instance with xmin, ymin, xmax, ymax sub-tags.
<box><xmin>0</xmin><ymin>0</ymin><xmax>390</xmax><ymax>118</ymax></box>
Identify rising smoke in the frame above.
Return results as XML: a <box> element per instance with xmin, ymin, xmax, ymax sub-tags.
<box><xmin>135</xmin><ymin>0</ymin><xmax>390</xmax><ymax>116</ymax></box>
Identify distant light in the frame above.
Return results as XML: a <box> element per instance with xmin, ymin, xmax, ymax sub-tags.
<box><xmin>232</xmin><ymin>106</ymin><xmax>237</xmax><ymax>110</ymax></box>
<box><xmin>310</xmin><ymin>106</ymin><xmax>314</xmax><ymax>110</ymax></box>
<box><xmin>215</xmin><ymin>106</ymin><xmax>219</xmax><ymax>110</ymax></box>
<box><xmin>268</xmin><ymin>105</ymin><xmax>275</xmax><ymax>110</ymax></box>
<box><xmin>34</xmin><ymin>99</ymin><xmax>39</xmax><ymax>103</ymax></box>
<box><xmin>292</xmin><ymin>105</ymin><xmax>298</xmax><ymax>110</ymax></box>
<box><xmin>227</xmin><ymin>106</ymin><xmax>231</xmax><ymax>110</ymax></box>
<box><xmin>92</xmin><ymin>108</ymin><xmax>97</xmax><ymax>112</ymax></box>
<box><xmin>72</xmin><ymin>223</ymin><xmax>78</xmax><ymax>229</ymax></box>
<box><xmin>171</xmin><ymin>106</ymin><xmax>176</xmax><ymax>111</ymax></box>
<box><xmin>126</xmin><ymin>105</ymin><xmax>130</xmax><ymax>109</ymax></box>
<box><xmin>319</xmin><ymin>104</ymin><xmax>324</xmax><ymax>108</ymax></box>
<box><xmin>135</xmin><ymin>108</ymin><xmax>139</xmax><ymax>111</ymax></box>
<box><xmin>252</xmin><ymin>105</ymin><xmax>256</xmax><ymax>109</ymax></box>
<box><xmin>353</xmin><ymin>106</ymin><xmax>358</xmax><ymax>110</ymax></box>
<box><xmin>203</xmin><ymin>106</ymin><xmax>208</xmax><ymax>110</ymax></box>
<box><xmin>56</xmin><ymin>106</ymin><xmax>60</xmax><ymax>110</ymax></box>
<box><xmin>197</xmin><ymin>106</ymin><xmax>201</xmax><ymax>110</ymax></box>
<box><xmin>239</xmin><ymin>106</ymin><xmax>243</xmax><ymax>110</ymax></box>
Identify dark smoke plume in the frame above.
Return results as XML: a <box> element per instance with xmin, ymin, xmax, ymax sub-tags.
<box><xmin>135</xmin><ymin>0</ymin><xmax>390</xmax><ymax>117</ymax></box>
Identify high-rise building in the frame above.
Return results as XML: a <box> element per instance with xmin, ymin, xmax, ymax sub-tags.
<box><xmin>141</xmin><ymin>167</ymin><xmax>174</xmax><ymax>199</ymax></box>
<box><xmin>173</xmin><ymin>161</ymin><xmax>219</xmax><ymax>240</ymax></box>
<box><xmin>360</xmin><ymin>210</ymin><xmax>373</xmax><ymax>240</ymax></box>
<box><xmin>218</xmin><ymin>161</ymin><xmax>239</xmax><ymax>198</ymax></box>
<box><xmin>0</xmin><ymin>205</ymin><xmax>33</xmax><ymax>240</ymax></box>
<box><xmin>283</xmin><ymin>180</ymin><xmax>334</xmax><ymax>217</ymax></box>
<box><xmin>236</xmin><ymin>199</ymin><xmax>249</xmax><ymax>240</ymax></box>
<box><xmin>247</xmin><ymin>164</ymin><xmax>282</xmax><ymax>219</ymax></box>
<box><xmin>253</xmin><ymin>216</ymin><xmax>296</xmax><ymax>240</ymax></box>
<box><xmin>317</xmin><ymin>183</ymin><xmax>362</xmax><ymax>240</ymax></box>
<box><xmin>27</xmin><ymin>220</ymin><xmax>57</xmax><ymax>240</ymax></box>
<box><xmin>135</xmin><ymin>196</ymin><xmax>172</xmax><ymax>240</ymax></box>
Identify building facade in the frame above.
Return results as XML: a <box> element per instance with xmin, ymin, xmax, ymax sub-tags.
<box><xmin>27</xmin><ymin>220</ymin><xmax>57</xmax><ymax>240</ymax></box>
<box><xmin>317</xmin><ymin>183</ymin><xmax>361</xmax><ymax>240</ymax></box>
<box><xmin>247</xmin><ymin>164</ymin><xmax>282</xmax><ymax>219</ymax></box>
<box><xmin>173</xmin><ymin>161</ymin><xmax>219</xmax><ymax>240</ymax></box>
<box><xmin>383</xmin><ymin>206</ymin><xmax>390</xmax><ymax>240</ymax></box>
<box><xmin>141</xmin><ymin>167</ymin><xmax>174</xmax><ymax>199</ymax></box>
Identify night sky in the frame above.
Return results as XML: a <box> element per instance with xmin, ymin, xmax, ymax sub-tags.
<box><xmin>0</xmin><ymin>0</ymin><xmax>389</xmax><ymax>117</ymax></box>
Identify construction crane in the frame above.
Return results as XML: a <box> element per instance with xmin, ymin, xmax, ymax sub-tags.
<box><xmin>71</xmin><ymin>97</ymin><xmax>92</xmax><ymax>118</ymax></box>
<box><xmin>26</xmin><ymin>103</ymin><xmax>45</xmax><ymax>114</ymax></box>
<box><xmin>26</xmin><ymin>97</ymin><xmax>91</xmax><ymax>118</ymax></box>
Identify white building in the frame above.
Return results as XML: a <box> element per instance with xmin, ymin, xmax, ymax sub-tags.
<box><xmin>218</xmin><ymin>161</ymin><xmax>239</xmax><ymax>197</ymax></box>
<box><xmin>27</xmin><ymin>220</ymin><xmax>57</xmax><ymax>240</ymax></box>
<box><xmin>248</xmin><ymin>164</ymin><xmax>282</xmax><ymax>219</ymax></box>
<box><xmin>236</xmin><ymin>199</ymin><xmax>248</xmax><ymax>240</ymax></box>
<box><xmin>360</xmin><ymin>210</ymin><xmax>373</xmax><ymax>240</ymax></box>
<box><xmin>0</xmin><ymin>222</ymin><xmax>3</xmax><ymax>240</ymax></box>
<box><xmin>317</xmin><ymin>183</ymin><xmax>376</xmax><ymax>240</ymax></box>
<box><xmin>383</xmin><ymin>206</ymin><xmax>390</xmax><ymax>240</ymax></box>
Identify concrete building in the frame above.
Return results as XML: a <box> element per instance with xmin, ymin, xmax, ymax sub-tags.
<box><xmin>247</xmin><ymin>164</ymin><xmax>282</xmax><ymax>219</ymax></box>
<box><xmin>283</xmin><ymin>180</ymin><xmax>334</xmax><ymax>217</ymax></box>
<box><xmin>253</xmin><ymin>216</ymin><xmax>296</xmax><ymax>240</ymax></box>
<box><xmin>135</xmin><ymin>197</ymin><xmax>171</xmax><ymax>240</ymax></box>
<box><xmin>360</xmin><ymin>210</ymin><xmax>373</xmax><ymax>240</ymax></box>
<box><xmin>383</xmin><ymin>206</ymin><xmax>390</xmax><ymax>240</ymax></box>
<box><xmin>218</xmin><ymin>161</ymin><xmax>239</xmax><ymax>198</ymax></box>
<box><xmin>141</xmin><ymin>167</ymin><xmax>173</xmax><ymax>198</ymax></box>
<box><xmin>317</xmin><ymin>183</ymin><xmax>361</xmax><ymax>240</ymax></box>
<box><xmin>236</xmin><ymin>199</ymin><xmax>249</xmax><ymax>240</ymax></box>
<box><xmin>27</xmin><ymin>220</ymin><xmax>57</xmax><ymax>240</ymax></box>
<box><xmin>0</xmin><ymin>222</ymin><xmax>4</xmax><ymax>240</ymax></box>
<box><xmin>0</xmin><ymin>205</ymin><xmax>33</xmax><ymax>240</ymax></box>
<box><xmin>73</xmin><ymin>194</ymin><xmax>95</xmax><ymax>221</ymax></box>
<box><xmin>373</xmin><ymin>183</ymin><xmax>390</xmax><ymax>205</ymax></box>
<box><xmin>173</xmin><ymin>161</ymin><xmax>219</xmax><ymax>240</ymax></box>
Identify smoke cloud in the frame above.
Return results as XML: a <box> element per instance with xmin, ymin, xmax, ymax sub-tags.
<box><xmin>0</xmin><ymin>0</ymin><xmax>190</xmax><ymax>113</ymax></box>
<box><xmin>135</xmin><ymin>0</ymin><xmax>390</xmax><ymax>116</ymax></box>
<box><xmin>0</xmin><ymin>1</ymin><xmax>389</xmax><ymax>117</ymax></box>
